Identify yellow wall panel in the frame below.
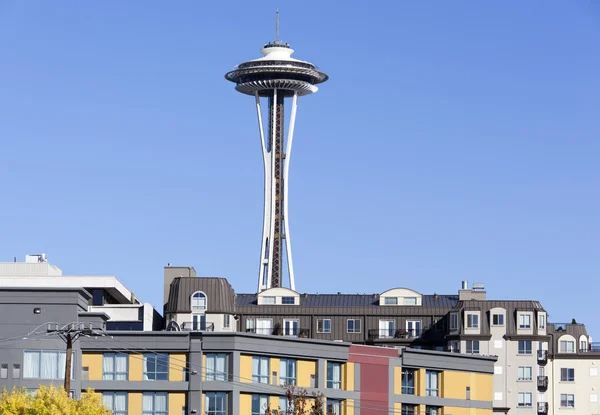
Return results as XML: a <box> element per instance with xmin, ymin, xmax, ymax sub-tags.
<box><xmin>442</xmin><ymin>371</ymin><xmax>493</xmax><ymax>402</ymax></box>
<box><xmin>168</xmin><ymin>393</ymin><xmax>186</xmax><ymax>415</ymax></box>
<box><xmin>473</xmin><ymin>373</ymin><xmax>493</xmax><ymax>401</ymax></box>
<box><xmin>344</xmin><ymin>362</ymin><xmax>354</xmax><ymax>391</ymax></box>
<box><xmin>394</xmin><ymin>366</ymin><xmax>401</xmax><ymax>394</ymax></box>
<box><xmin>81</xmin><ymin>354</ymin><xmax>103</xmax><ymax>381</ymax></box>
<box><xmin>417</xmin><ymin>368</ymin><xmax>426</xmax><ymax>396</ymax></box>
<box><xmin>240</xmin><ymin>355</ymin><xmax>253</xmax><ymax>383</ymax></box>
<box><xmin>270</xmin><ymin>358</ymin><xmax>280</xmax><ymax>385</ymax></box>
<box><xmin>169</xmin><ymin>354</ymin><xmax>187</xmax><ymax>382</ymax></box>
<box><xmin>129</xmin><ymin>392</ymin><xmax>142</xmax><ymax>415</ymax></box>
<box><xmin>443</xmin><ymin>408</ymin><xmax>492</xmax><ymax>415</ymax></box>
<box><xmin>240</xmin><ymin>394</ymin><xmax>252</xmax><ymax>415</ymax></box>
<box><xmin>394</xmin><ymin>403</ymin><xmax>402</xmax><ymax>414</ymax></box>
<box><xmin>297</xmin><ymin>360</ymin><xmax>316</xmax><ymax>388</ymax></box>
<box><xmin>269</xmin><ymin>396</ymin><xmax>279</xmax><ymax>412</ymax></box>
<box><xmin>343</xmin><ymin>399</ymin><xmax>354</xmax><ymax>415</ymax></box>
<box><xmin>202</xmin><ymin>354</ymin><xmax>206</xmax><ymax>381</ymax></box>
<box><xmin>129</xmin><ymin>354</ymin><xmax>143</xmax><ymax>381</ymax></box>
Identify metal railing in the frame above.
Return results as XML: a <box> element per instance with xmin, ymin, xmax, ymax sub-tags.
<box><xmin>580</xmin><ymin>342</ymin><xmax>600</xmax><ymax>353</ymax></box>
<box><xmin>246</xmin><ymin>327</ymin><xmax>310</xmax><ymax>338</ymax></box>
<box><xmin>537</xmin><ymin>375</ymin><xmax>548</xmax><ymax>390</ymax></box>
<box><xmin>537</xmin><ymin>402</ymin><xmax>548</xmax><ymax>413</ymax></box>
<box><xmin>179</xmin><ymin>322</ymin><xmax>214</xmax><ymax>332</ymax></box>
<box><xmin>537</xmin><ymin>350</ymin><xmax>548</xmax><ymax>362</ymax></box>
<box><xmin>368</xmin><ymin>328</ymin><xmax>422</xmax><ymax>340</ymax></box>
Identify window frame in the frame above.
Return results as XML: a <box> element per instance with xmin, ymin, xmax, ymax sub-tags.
<box><xmin>517</xmin><ymin>366</ymin><xmax>532</xmax><ymax>381</ymax></box>
<box><xmin>142</xmin><ymin>392</ymin><xmax>168</xmax><ymax>415</ymax></box>
<box><xmin>326</xmin><ymin>399</ymin><xmax>341</xmax><ymax>415</ymax></box>
<box><xmin>252</xmin><ymin>356</ymin><xmax>270</xmax><ymax>384</ymax></box>
<box><xmin>425</xmin><ymin>370</ymin><xmax>439</xmax><ymax>397</ymax></box>
<box><xmin>449</xmin><ymin>313</ymin><xmax>458</xmax><ymax>330</ymax></box>
<box><xmin>347</xmin><ymin>319</ymin><xmax>361</xmax><ymax>333</ymax></box>
<box><xmin>251</xmin><ymin>395</ymin><xmax>269</xmax><ymax>415</ymax></box>
<box><xmin>205</xmin><ymin>392</ymin><xmax>227</xmax><ymax>415</ymax></box>
<box><xmin>383</xmin><ymin>297</ymin><xmax>399</xmax><ymax>305</ymax></box>
<box><xmin>519</xmin><ymin>313</ymin><xmax>531</xmax><ymax>329</ymax></box>
<box><xmin>143</xmin><ymin>353</ymin><xmax>169</xmax><ymax>381</ymax></box>
<box><xmin>518</xmin><ymin>340</ymin><xmax>532</xmax><ymax>355</ymax></box>
<box><xmin>223</xmin><ymin>314</ymin><xmax>231</xmax><ymax>329</ymax></box>
<box><xmin>401</xmin><ymin>368</ymin><xmax>415</xmax><ymax>395</ymax></box>
<box><xmin>317</xmin><ymin>319</ymin><xmax>332</xmax><ymax>334</ymax></box>
<box><xmin>492</xmin><ymin>313</ymin><xmax>504</xmax><ymax>326</ymax></box>
<box><xmin>102</xmin><ymin>353</ymin><xmax>128</xmax><ymax>381</ymax></box>
<box><xmin>279</xmin><ymin>358</ymin><xmax>297</xmax><ymax>386</ymax></box>
<box><xmin>262</xmin><ymin>296</ymin><xmax>276</xmax><ymax>305</ymax></box>
<box><xmin>517</xmin><ymin>392</ymin><xmax>532</xmax><ymax>407</ymax></box>
<box><xmin>560</xmin><ymin>368</ymin><xmax>575</xmax><ymax>382</ymax></box>
<box><xmin>466</xmin><ymin>313</ymin><xmax>479</xmax><ymax>329</ymax></box>
<box><xmin>23</xmin><ymin>350</ymin><xmax>73</xmax><ymax>380</ymax></box>
<box><xmin>560</xmin><ymin>340</ymin><xmax>575</xmax><ymax>353</ymax></box>
<box><xmin>403</xmin><ymin>297</ymin><xmax>417</xmax><ymax>305</ymax></box>
<box><xmin>190</xmin><ymin>291</ymin><xmax>207</xmax><ymax>312</ymax></box>
<box><xmin>103</xmin><ymin>392</ymin><xmax>128</xmax><ymax>415</ymax></box>
<box><xmin>466</xmin><ymin>340</ymin><xmax>480</xmax><ymax>355</ymax></box>
<box><xmin>327</xmin><ymin>361</ymin><xmax>342</xmax><ymax>389</ymax></box>
<box><xmin>560</xmin><ymin>393</ymin><xmax>575</xmax><ymax>408</ymax></box>
<box><xmin>539</xmin><ymin>314</ymin><xmax>546</xmax><ymax>329</ymax></box>
<box><xmin>205</xmin><ymin>353</ymin><xmax>227</xmax><ymax>382</ymax></box>
<box><xmin>281</xmin><ymin>296</ymin><xmax>295</xmax><ymax>305</ymax></box>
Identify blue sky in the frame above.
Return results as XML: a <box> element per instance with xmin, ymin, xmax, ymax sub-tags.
<box><xmin>1</xmin><ymin>2</ymin><xmax>599</xmax><ymax>334</ymax></box>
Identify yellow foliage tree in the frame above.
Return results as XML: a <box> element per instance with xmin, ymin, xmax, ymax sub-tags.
<box><xmin>0</xmin><ymin>385</ymin><xmax>111</xmax><ymax>415</ymax></box>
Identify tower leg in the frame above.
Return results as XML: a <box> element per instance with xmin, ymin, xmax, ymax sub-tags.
<box><xmin>283</xmin><ymin>92</ymin><xmax>298</xmax><ymax>291</ymax></box>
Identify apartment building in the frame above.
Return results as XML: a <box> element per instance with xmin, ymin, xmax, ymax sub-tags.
<box><xmin>0</xmin><ymin>255</ymin><xmax>161</xmax><ymax>331</ymax></box>
<box><xmin>546</xmin><ymin>322</ymin><xmax>598</xmax><ymax>415</ymax></box>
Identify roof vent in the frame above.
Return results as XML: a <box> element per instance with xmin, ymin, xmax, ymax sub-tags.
<box><xmin>461</xmin><ymin>280</ymin><xmax>468</xmax><ymax>290</ymax></box>
<box><xmin>337</xmin><ymin>292</ymin><xmax>341</xmax><ymax>295</ymax></box>
<box><xmin>472</xmin><ymin>283</ymin><xmax>485</xmax><ymax>290</ymax></box>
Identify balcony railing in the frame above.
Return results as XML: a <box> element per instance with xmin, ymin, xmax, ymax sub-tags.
<box><xmin>537</xmin><ymin>375</ymin><xmax>548</xmax><ymax>390</ymax></box>
<box><xmin>537</xmin><ymin>350</ymin><xmax>547</xmax><ymax>363</ymax></box>
<box><xmin>246</xmin><ymin>327</ymin><xmax>310</xmax><ymax>338</ymax></box>
<box><xmin>368</xmin><ymin>328</ymin><xmax>422</xmax><ymax>340</ymax></box>
<box><xmin>580</xmin><ymin>343</ymin><xmax>600</xmax><ymax>353</ymax></box>
<box><xmin>180</xmin><ymin>322</ymin><xmax>214</xmax><ymax>332</ymax></box>
<box><xmin>537</xmin><ymin>402</ymin><xmax>548</xmax><ymax>413</ymax></box>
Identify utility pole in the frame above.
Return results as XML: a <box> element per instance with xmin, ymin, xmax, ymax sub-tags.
<box><xmin>48</xmin><ymin>323</ymin><xmax>96</xmax><ymax>394</ymax></box>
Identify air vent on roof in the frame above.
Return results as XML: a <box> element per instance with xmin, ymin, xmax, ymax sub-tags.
<box><xmin>472</xmin><ymin>283</ymin><xmax>485</xmax><ymax>290</ymax></box>
<box><xmin>337</xmin><ymin>292</ymin><xmax>341</xmax><ymax>295</ymax></box>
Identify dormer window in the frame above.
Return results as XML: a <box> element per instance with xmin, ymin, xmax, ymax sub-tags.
<box><xmin>403</xmin><ymin>297</ymin><xmax>417</xmax><ymax>306</ymax></box>
<box><xmin>281</xmin><ymin>296</ymin><xmax>295</xmax><ymax>305</ymax></box>
<box><xmin>262</xmin><ymin>296</ymin><xmax>276</xmax><ymax>305</ymax></box>
<box><xmin>383</xmin><ymin>297</ymin><xmax>398</xmax><ymax>305</ymax></box>
<box><xmin>191</xmin><ymin>291</ymin><xmax>207</xmax><ymax>312</ymax></box>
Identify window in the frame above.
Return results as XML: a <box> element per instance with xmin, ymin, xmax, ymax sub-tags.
<box><xmin>492</xmin><ymin>314</ymin><xmax>504</xmax><ymax>326</ymax></box>
<box><xmin>383</xmin><ymin>297</ymin><xmax>398</xmax><ymax>305</ymax></box>
<box><xmin>279</xmin><ymin>397</ymin><xmax>294</xmax><ymax>414</ymax></box>
<box><xmin>425</xmin><ymin>371</ymin><xmax>439</xmax><ymax>396</ymax></box>
<box><xmin>560</xmin><ymin>394</ymin><xmax>575</xmax><ymax>408</ymax></box>
<box><xmin>401</xmin><ymin>368</ymin><xmax>415</xmax><ymax>394</ymax></box>
<box><xmin>379</xmin><ymin>320</ymin><xmax>395</xmax><ymax>338</ymax></box>
<box><xmin>252</xmin><ymin>356</ymin><xmax>269</xmax><ymax>384</ymax></box>
<box><xmin>406</xmin><ymin>320</ymin><xmax>422</xmax><ymax>337</ymax></box>
<box><xmin>142</xmin><ymin>392</ymin><xmax>168</xmax><ymax>415</ymax></box>
<box><xmin>401</xmin><ymin>404</ymin><xmax>417</xmax><ymax>415</ymax></box>
<box><xmin>191</xmin><ymin>291</ymin><xmax>207</xmax><ymax>312</ymax></box>
<box><xmin>326</xmin><ymin>399</ymin><xmax>341</xmax><ymax>415</ymax></box>
<box><xmin>327</xmin><ymin>362</ymin><xmax>341</xmax><ymax>389</ymax></box>
<box><xmin>494</xmin><ymin>392</ymin><xmax>503</xmax><ymax>401</ymax></box>
<box><xmin>561</xmin><ymin>368</ymin><xmax>575</xmax><ymax>382</ymax></box>
<box><xmin>560</xmin><ymin>340</ymin><xmax>575</xmax><ymax>353</ymax></box>
<box><xmin>281</xmin><ymin>296</ymin><xmax>295</xmax><ymax>305</ymax></box>
<box><xmin>143</xmin><ymin>354</ymin><xmax>169</xmax><ymax>381</ymax></box>
<box><xmin>539</xmin><ymin>314</ymin><xmax>546</xmax><ymax>329</ymax></box>
<box><xmin>581</xmin><ymin>339</ymin><xmax>588</xmax><ymax>352</ymax></box>
<box><xmin>518</xmin><ymin>340</ymin><xmax>532</xmax><ymax>355</ymax></box>
<box><xmin>262</xmin><ymin>296</ymin><xmax>276</xmax><ymax>305</ymax></box>
<box><xmin>494</xmin><ymin>366</ymin><xmax>503</xmax><ymax>375</ymax></box>
<box><xmin>519</xmin><ymin>314</ymin><xmax>531</xmax><ymax>329</ymax></box>
<box><xmin>466</xmin><ymin>340</ymin><xmax>480</xmax><ymax>355</ymax></box>
<box><xmin>103</xmin><ymin>353</ymin><xmax>128</xmax><ymax>380</ymax></box>
<box><xmin>0</xmin><ymin>364</ymin><xmax>7</xmax><ymax>379</ymax></box>
<box><xmin>347</xmin><ymin>319</ymin><xmax>361</xmax><ymax>333</ymax></box>
<box><xmin>450</xmin><ymin>313</ymin><xmax>458</xmax><ymax>330</ymax></box>
<box><xmin>223</xmin><ymin>315</ymin><xmax>231</xmax><ymax>329</ymax></box>
<box><xmin>591</xmin><ymin>393</ymin><xmax>598</xmax><ymax>403</ymax></box>
<box><xmin>518</xmin><ymin>392</ymin><xmax>532</xmax><ymax>407</ymax></box>
<box><xmin>280</xmin><ymin>358</ymin><xmax>297</xmax><ymax>386</ymax></box>
<box><xmin>518</xmin><ymin>366</ymin><xmax>532</xmax><ymax>381</ymax></box>
<box><xmin>246</xmin><ymin>318</ymin><xmax>255</xmax><ymax>332</ymax></box>
<box><xmin>103</xmin><ymin>392</ymin><xmax>127</xmax><ymax>415</ymax></box>
<box><xmin>205</xmin><ymin>392</ymin><xmax>227</xmax><ymax>415</ymax></box>
<box><xmin>317</xmin><ymin>319</ymin><xmax>331</xmax><ymax>334</ymax></box>
<box><xmin>23</xmin><ymin>350</ymin><xmax>72</xmax><ymax>379</ymax></box>
<box><xmin>449</xmin><ymin>340</ymin><xmax>460</xmax><ymax>353</ymax></box>
<box><xmin>12</xmin><ymin>364</ymin><xmax>20</xmax><ymax>379</ymax></box>
<box><xmin>466</xmin><ymin>386</ymin><xmax>471</xmax><ymax>400</ymax></box>
<box><xmin>494</xmin><ymin>340</ymin><xmax>503</xmax><ymax>349</ymax></box>
<box><xmin>403</xmin><ymin>297</ymin><xmax>417</xmax><ymax>305</ymax></box>
<box><xmin>251</xmin><ymin>395</ymin><xmax>269</xmax><ymax>415</ymax></box>
<box><xmin>206</xmin><ymin>354</ymin><xmax>227</xmax><ymax>381</ymax></box>
<box><xmin>466</xmin><ymin>313</ymin><xmax>479</xmax><ymax>328</ymax></box>
<box><xmin>255</xmin><ymin>318</ymin><xmax>273</xmax><ymax>335</ymax></box>
<box><xmin>425</xmin><ymin>407</ymin><xmax>441</xmax><ymax>415</ymax></box>
<box><xmin>590</xmin><ymin>367</ymin><xmax>598</xmax><ymax>377</ymax></box>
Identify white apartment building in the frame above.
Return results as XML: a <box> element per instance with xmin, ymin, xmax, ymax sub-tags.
<box><xmin>0</xmin><ymin>254</ymin><xmax>161</xmax><ymax>330</ymax></box>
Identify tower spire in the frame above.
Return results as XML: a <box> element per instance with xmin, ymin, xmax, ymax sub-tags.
<box><xmin>275</xmin><ymin>10</ymin><xmax>280</xmax><ymax>44</ymax></box>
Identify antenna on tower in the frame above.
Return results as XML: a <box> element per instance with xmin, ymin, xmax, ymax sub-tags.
<box><xmin>275</xmin><ymin>10</ymin><xmax>280</xmax><ymax>44</ymax></box>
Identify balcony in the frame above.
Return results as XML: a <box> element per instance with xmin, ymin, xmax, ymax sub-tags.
<box><xmin>537</xmin><ymin>375</ymin><xmax>548</xmax><ymax>390</ymax></box>
<box><xmin>246</xmin><ymin>327</ymin><xmax>310</xmax><ymax>338</ymax></box>
<box><xmin>537</xmin><ymin>350</ymin><xmax>547</xmax><ymax>364</ymax></box>
<box><xmin>580</xmin><ymin>342</ymin><xmax>600</xmax><ymax>353</ymax></box>
<box><xmin>537</xmin><ymin>402</ymin><xmax>548</xmax><ymax>413</ymax></box>
<box><xmin>368</xmin><ymin>328</ymin><xmax>422</xmax><ymax>341</ymax></box>
<box><xmin>180</xmin><ymin>321</ymin><xmax>214</xmax><ymax>332</ymax></box>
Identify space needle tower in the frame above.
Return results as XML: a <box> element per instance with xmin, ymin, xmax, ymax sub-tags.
<box><xmin>225</xmin><ymin>14</ymin><xmax>328</xmax><ymax>292</ymax></box>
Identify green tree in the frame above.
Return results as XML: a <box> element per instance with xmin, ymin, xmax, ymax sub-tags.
<box><xmin>0</xmin><ymin>385</ymin><xmax>111</xmax><ymax>415</ymax></box>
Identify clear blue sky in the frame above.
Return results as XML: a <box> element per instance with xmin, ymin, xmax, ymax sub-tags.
<box><xmin>1</xmin><ymin>2</ymin><xmax>599</xmax><ymax>334</ymax></box>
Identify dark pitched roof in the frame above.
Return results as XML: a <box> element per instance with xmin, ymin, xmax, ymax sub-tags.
<box><xmin>165</xmin><ymin>277</ymin><xmax>235</xmax><ymax>314</ymax></box>
<box><xmin>452</xmin><ymin>300</ymin><xmax>545</xmax><ymax>312</ymax></box>
<box><xmin>235</xmin><ymin>293</ymin><xmax>459</xmax><ymax>308</ymax></box>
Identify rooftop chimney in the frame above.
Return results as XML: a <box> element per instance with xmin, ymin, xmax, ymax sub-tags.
<box><xmin>461</xmin><ymin>280</ymin><xmax>468</xmax><ymax>290</ymax></box>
